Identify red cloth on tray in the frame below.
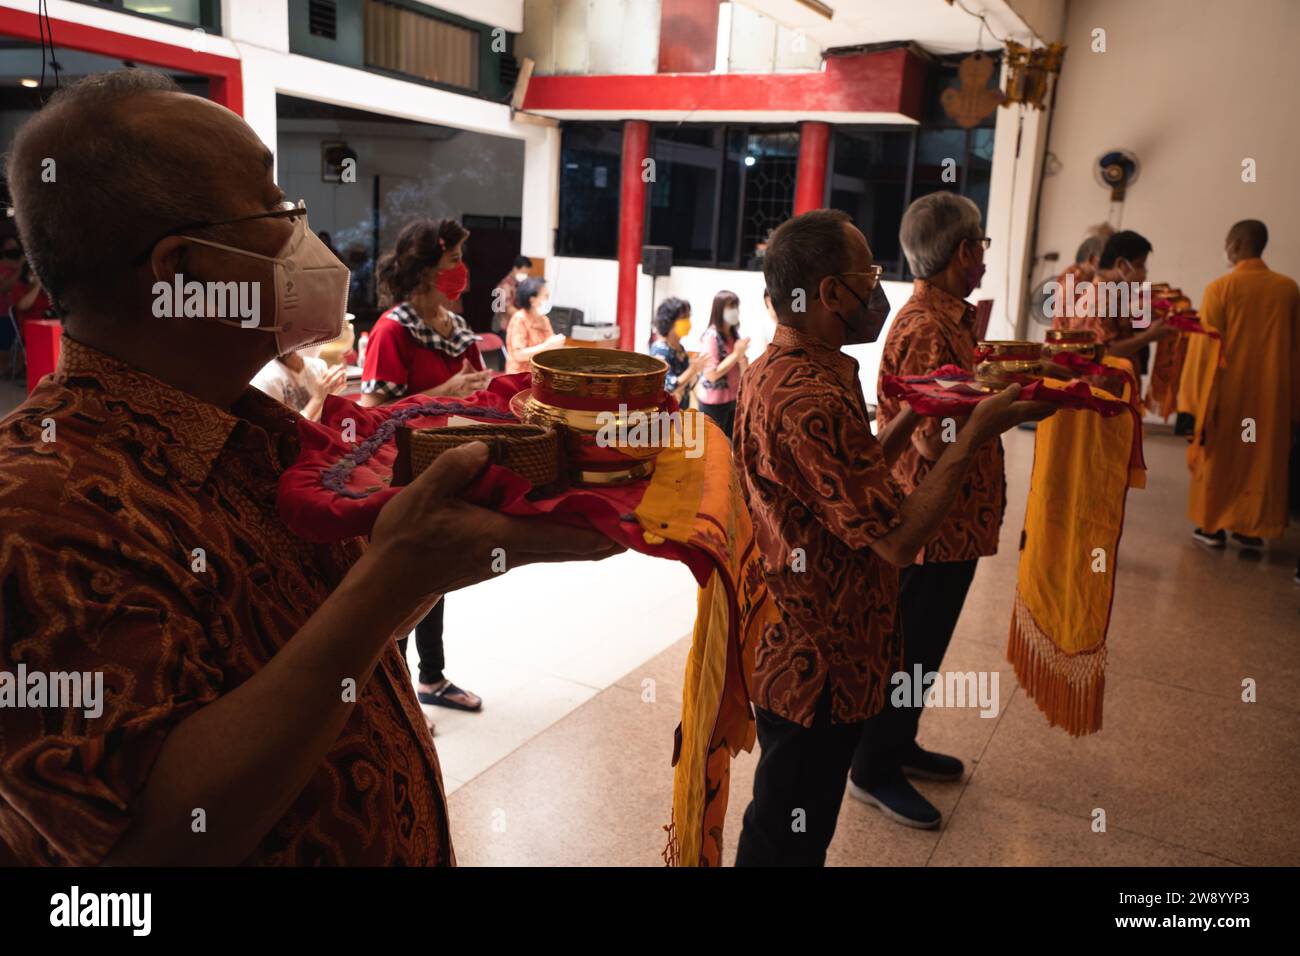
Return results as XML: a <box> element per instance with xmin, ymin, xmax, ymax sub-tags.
<box><xmin>879</xmin><ymin>365</ymin><xmax>1133</xmax><ymax>418</ymax></box>
<box><xmin>276</xmin><ymin>371</ymin><xmax>717</xmax><ymax>586</ymax></box>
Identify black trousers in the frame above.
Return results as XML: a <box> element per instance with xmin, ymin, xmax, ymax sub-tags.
<box><xmin>735</xmin><ymin>686</ymin><xmax>864</xmax><ymax>867</ymax></box>
<box><xmin>852</xmin><ymin>558</ymin><xmax>978</xmax><ymax>787</ymax></box>
<box><xmin>697</xmin><ymin>399</ymin><xmax>736</xmax><ymax>440</ymax></box>
<box><xmin>397</xmin><ymin>598</ymin><xmax>446</xmax><ymax>686</ymax></box>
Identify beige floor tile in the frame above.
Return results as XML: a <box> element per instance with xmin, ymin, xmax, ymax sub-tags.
<box><xmin>446</xmin><ymin>684</ymin><xmax>680</xmax><ymax>866</ymax></box>
<box><xmin>971</xmin><ymin>672</ymin><xmax>1300</xmax><ymax>866</ymax></box>
<box><xmin>930</xmin><ymin>784</ymin><xmax>1237</xmax><ymax>866</ymax></box>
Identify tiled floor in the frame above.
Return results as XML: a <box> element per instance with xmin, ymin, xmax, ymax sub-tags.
<box><xmin>439</xmin><ymin>424</ymin><xmax>1300</xmax><ymax>866</ymax></box>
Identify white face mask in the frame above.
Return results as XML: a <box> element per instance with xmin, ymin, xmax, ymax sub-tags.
<box><xmin>535</xmin><ymin>300</ymin><xmax>552</xmax><ymax>316</ymax></box>
<box><xmin>179</xmin><ymin>215</ymin><xmax>350</xmax><ymax>354</ymax></box>
<box><xmin>723</xmin><ymin>308</ymin><xmax>740</xmax><ymax>327</ymax></box>
<box><xmin>515</xmin><ymin>271</ymin><xmax>530</xmax><ymax>282</ymax></box>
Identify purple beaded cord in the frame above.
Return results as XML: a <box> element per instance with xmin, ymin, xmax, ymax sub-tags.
<box><xmin>320</xmin><ymin>400</ymin><xmax>516</xmax><ymax>500</ymax></box>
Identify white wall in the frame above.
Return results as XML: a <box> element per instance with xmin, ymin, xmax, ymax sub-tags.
<box><xmin>518</xmin><ymin>0</ymin><xmax>661</xmax><ymax>75</ymax></box>
<box><xmin>979</xmin><ymin>0</ymin><xmax>1066</xmax><ymax>341</ymax></box>
<box><xmin>546</xmin><ymin>255</ymin><xmax>911</xmax><ymax>406</ymax></box>
<box><xmin>1033</xmin><ymin>0</ymin><xmax>1300</xmax><ymax>311</ymax></box>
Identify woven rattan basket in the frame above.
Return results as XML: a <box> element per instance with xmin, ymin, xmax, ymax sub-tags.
<box><xmin>394</xmin><ymin>423</ymin><xmax>564</xmax><ymax>493</ymax></box>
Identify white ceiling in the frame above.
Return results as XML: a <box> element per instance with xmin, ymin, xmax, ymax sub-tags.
<box><xmin>733</xmin><ymin>0</ymin><xmax>1040</xmax><ymax>55</ymax></box>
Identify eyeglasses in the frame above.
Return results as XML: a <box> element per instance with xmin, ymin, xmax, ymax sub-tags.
<box><xmin>132</xmin><ymin>200</ymin><xmax>308</xmax><ymax>265</ymax></box>
<box><xmin>970</xmin><ymin>236</ymin><xmax>993</xmax><ymax>250</ymax></box>
<box><xmin>837</xmin><ymin>264</ymin><xmax>884</xmax><ymax>290</ymax></box>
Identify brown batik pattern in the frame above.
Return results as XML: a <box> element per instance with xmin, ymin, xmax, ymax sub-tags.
<box><xmin>734</xmin><ymin>325</ymin><xmax>904</xmax><ymax>727</ymax></box>
<box><xmin>877</xmin><ymin>280</ymin><xmax>1006</xmax><ymax>563</ymax></box>
<box><xmin>0</xmin><ymin>337</ymin><xmax>451</xmax><ymax>866</ymax></box>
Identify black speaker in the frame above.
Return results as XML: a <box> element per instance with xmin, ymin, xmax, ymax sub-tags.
<box><xmin>548</xmin><ymin>306</ymin><xmax>584</xmax><ymax>336</ymax></box>
<box><xmin>641</xmin><ymin>245</ymin><xmax>672</xmax><ymax>277</ymax></box>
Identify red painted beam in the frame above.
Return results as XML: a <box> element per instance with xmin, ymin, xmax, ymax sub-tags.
<box><xmin>523</xmin><ymin>48</ymin><xmax>922</xmax><ymax>120</ymax></box>
<box><xmin>0</xmin><ymin>7</ymin><xmax>243</xmax><ymax>114</ymax></box>
<box><xmin>616</xmin><ymin>120</ymin><xmax>650</xmax><ymax>352</ymax></box>
<box><xmin>794</xmin><ymin>121</ymin><xmax>830</xmax><ymax>214</ymax></box>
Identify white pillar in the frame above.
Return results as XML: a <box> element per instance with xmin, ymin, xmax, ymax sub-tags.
<box><xmin>519</xmin><ymin>120</ymin><xmax>561</xmax><ymax>259</ymax></box>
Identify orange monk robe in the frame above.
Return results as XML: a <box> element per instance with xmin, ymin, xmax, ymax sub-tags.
<box><xmin>1184</xmin><ymin>258</ymin><xmax>1300</xmax><ymax>538</ymax></box>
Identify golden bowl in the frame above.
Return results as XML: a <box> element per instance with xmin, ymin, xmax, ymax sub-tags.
<box><xmin>514</xmin><ymin>392</ymin><xmax>666</xmax><ymax>485</ymax></box>
<box><xmin>1044</xmin><ymin>328</ymin><xmax>1096</xmax><ymax>345</ymax></box>
<box><xmin>1043</xmin><ymin>341</ymin><xmax>1104</xmax><ymax>364</ymax></box>
<box><xmin>1043</xmin><ymin>330</ymin><xmax>1102</xmax><ymax>364</ymax></box>
<box><xmin>975</xmin><ymin>341</ymin><xmax>1044</xmax><ymax>389</ymax></box>
<box><xmin>530</xmin><ymin>347</ymin><xmax>668</xmax><ymax>405</ymax></box>
<box><xmin>978</xmin><ymin>339</ymin><xmax>1043</xmax><ymax>359</ymax></box>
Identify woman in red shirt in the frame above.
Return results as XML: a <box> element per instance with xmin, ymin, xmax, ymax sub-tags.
<box><xmin>359</xmin><ymin>218</ymin><xmax>492</xmax><ymax>406</ymax></box>
<box><xmin>359</xmin><ymin>217</ymin><xmax>488</xmax><ymax>721</ymax></box>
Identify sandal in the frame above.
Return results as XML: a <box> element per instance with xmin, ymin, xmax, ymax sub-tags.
<box><xmin>418</xmin><ymin>680</ymin><xmax>482</xmax><ymax>712</ymax></box>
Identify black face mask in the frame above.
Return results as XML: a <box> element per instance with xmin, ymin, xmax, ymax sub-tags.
<box><xmin>832</xmin><ymin>278</ymin><xmax>891</xmax><ymax>345</ymax></box>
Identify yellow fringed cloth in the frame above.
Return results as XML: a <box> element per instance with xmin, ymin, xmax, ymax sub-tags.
<box><xmin>1008</xmin><ymin>357</ymin><xmax>1146</xmax><ymax>735</ymax></box>
<box><xmin>631</xmin><ymin>414</ymin><xmax>772</xmax><ymax>867</ymax></box>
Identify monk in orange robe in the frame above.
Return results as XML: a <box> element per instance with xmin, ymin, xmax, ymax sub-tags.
<box><xmin>1185</xmin><ymin>220</ymin><xmax>1300</xmax><ymax>548</ymax></box>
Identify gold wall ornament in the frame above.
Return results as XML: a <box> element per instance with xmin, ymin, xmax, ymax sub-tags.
<box><xmin>1003</xmin><ymin>41</ymin><xmax>1066</xmax><ymax>110</ymax></box>
<box><xmin>941</xmin><ymin>51</ymin><xmax>1005</xmax><ymax>128</ymax></box>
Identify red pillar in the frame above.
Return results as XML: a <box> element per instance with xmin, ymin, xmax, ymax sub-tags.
<box><xmin>793</xmin><ymin>121</ymin><xmax>831</xmax><ymax>215</ymax></box>
<box><xmin>616</xmin><ymin>120</ymin><xmax>650</xmax><ymax>352</ymax></box>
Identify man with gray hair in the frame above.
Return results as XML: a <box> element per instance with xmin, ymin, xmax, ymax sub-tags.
<box><xmin>0</xmin><ymin>70</ymin><xmax>619</xmax><ymax>865</ymax></box>
<box><xmin>849</xmin><ymin>191</ymin><xmax>1005</xmax><ymax>829</ymax></box>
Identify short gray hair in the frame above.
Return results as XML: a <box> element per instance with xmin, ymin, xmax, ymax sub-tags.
<box><xmin>899</xmin><ymin>192</ymin><xmax>983</xmax><ymax>279</ymax></box>
<box><xmin>1075</xmin><ymin>235</ymin><xmax>1104</xmax><ymax>264</ymax></box>
<box><xmin>6</xmin><ymin>69</ymin><xmax>241</xmax><ymax>314</ymax></box>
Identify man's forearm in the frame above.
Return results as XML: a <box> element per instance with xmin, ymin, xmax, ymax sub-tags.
<box><xmin>878</xmin><ymin>406</ymin><xmax>921</xmax><ymax>464</ymax></box>
<box><xmin>874</xmin><ymin>431</ymin><xmax>977</xmax><ymax>563</ymax></box>
<box><xmin>103</xmin><ymin>546</ymin><xmax>428</xmax><ymax>866</ymax></box>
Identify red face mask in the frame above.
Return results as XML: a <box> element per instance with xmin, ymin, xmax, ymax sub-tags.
<box><xmin>436</xmin><ymin>261</ymin><xmax>469</xmax><ymax>300</ymax></box>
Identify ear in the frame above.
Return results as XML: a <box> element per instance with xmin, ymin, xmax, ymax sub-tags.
<box><xmin>149</xmin><ymin>235</ymin><xmax>189</xmax><ymax>284</ymax></box>
<box><xmin>956</xmin><ymin>237</ymin><xmax>978</xmax><ymax>266</ymax></box>
<box><xmin>817</xmin><ymin>273</ymin><xmax>842</xmax><ymax>311</ymax></box>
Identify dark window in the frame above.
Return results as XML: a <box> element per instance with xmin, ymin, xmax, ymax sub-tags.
<box><xmin>648</xmin><ymin>126</ymin><xmax>723</xmax><ymax>265</ymax></box>
<box><xmin>643</xmin><ymin>123</ymin><xmax>797</xmax><ymax>269</ymax></box>
<box><xmin>828</xmin><ymin>129</ymin><xmax>913</xmax><ymax>277</ymax></box>
<box><xmin>71</xmin><ymin>0</ymin><xmax>219</xmax><ymax>29</ymax></box>
<box><xmin>556</xmin><ymin>123</ymin><xmax>623</xmax><ymax>259</ymax></box>
<box><xmin>738</xmin><ymin>130</ymin><xmax>799</xmax><ymax>268</ymax></box>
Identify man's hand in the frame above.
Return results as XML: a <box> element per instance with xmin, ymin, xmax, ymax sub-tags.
<box><xmin>370</xmin><ymin>441</ymin><xmax>624</xmax><ymax>607</ymax></box>
<box><xmin>967</xmin><ymin>383</ymin><xmax>1057</xmax><ymax>445</ymax></box>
